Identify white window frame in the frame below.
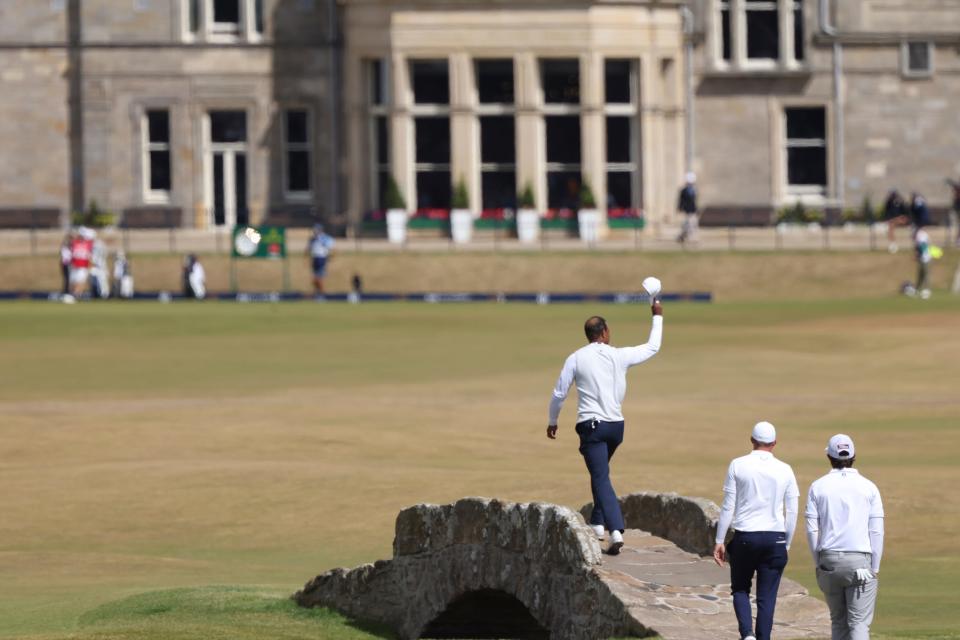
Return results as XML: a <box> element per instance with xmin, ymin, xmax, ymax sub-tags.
<box><xmin>902</xmin><ymin>41</ymin><xmax>934</xmax><ymax>78</ymax></box>
<box><xmin>283</xmin><ymin>108</ymin><xmax>314</xmax><ymax>201</ymax></box>
<box><xmin>367</xmin><ymin>58</ymin><xmax>392</xmax><ymax>213</ymax></box>
<box><xmin>713</xmin><ymin>0</ymin><xmax>804</xmax><ymax>72</ymax></box>
<box><xmin>604</xmin><ymin>59</ymin><xmax>641</xmax><ymax>212</ymax></box>
<box><xmin>783</xmin><ymin>105</ymin><xmax>828</xmax><ymax>199</ymax></box>
<box><xmin>476</xmin><ymin>58</ymin><xmax>517</xmax><ymax>213</ymax></box>
<box><xmin>182</xmin><ymin>0</ymin><xmax>263</xmax><ymax>43</ymax></box>
<box><xmin>142</xmin><ymin>108</ymin><xmax>172</xmax><ymax>204</ymax></box>
<box><xmin>409</xmin><ymin>59</ymin><xmax>452</xmax><ymax>211</ymax></box>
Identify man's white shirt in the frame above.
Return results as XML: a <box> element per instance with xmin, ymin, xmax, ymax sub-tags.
<box><xmin>805</xmin><ymin>468</ymin><xmax>884</xmax><ymax>572</ymax></box>
<box><xmin>548</xmin><ymin>315</ymin><xmax>662</xmax><ymax>424</ymax></box>
<box><xmin>715</xmin><ymin>450</ymin><xmax>800</xmax><ymax>547</ymax></box>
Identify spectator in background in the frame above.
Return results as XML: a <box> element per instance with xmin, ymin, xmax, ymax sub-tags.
<box><xmin>307</xmin><ymin>223</ymin><xmax>334</xmax><ymax>298</ymax></box>
<box><xmin>912</xmin><ymin>222</ymin><xmax>933</xmax><ymax>299</ymax></box>
<box><xmin>89</xmin><ymin>234</ymin><xmax>110</xmax><ymax>299</ymax></box>
<box><xmin>910</xmin><ymin>192</ymin><xmax>931</xmax><ymax>230</ymax></box>
<box><xmin>113</xmin><ymin>251</ymin><xmax>134</xmax><ymax>299</ymax></box>
<box><xmin>946</xmin><ymin>177</ymin><xmax>960</xmax><ymax>247</ymax></box>
<box><xmin>676</xmin><ymin>172</ymin><xmax>699</xmax><ymax>247</ymax></box>
<box><xmin>59</xmin><ymin>232</ymin><xmax>73</xmax><ymax>296</ymax></box>
<box><xmin>69</xmin><ymin>227</ymin><xmax>95</xmax><ymax>299</ymax></box>
<box><xmin>882</xmin><ymin>189</ymin><xmax>909</xmax><ymax>253</ymax></box>
<box><xmin>183</xmin><ymin>254</ymin><xmax>206</xmax><ymax>300</ymax></box>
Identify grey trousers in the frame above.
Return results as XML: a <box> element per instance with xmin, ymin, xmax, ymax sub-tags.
<box><xmin>816</xmin><ymin>550</ymin><xmax>878</xmax><ymax>640</ymax></box>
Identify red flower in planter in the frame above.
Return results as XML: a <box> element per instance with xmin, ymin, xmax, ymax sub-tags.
<box><xmin>414</xmin><ymin>208</ymin><xmax>450</xmax><ymax>220</ymax></box>
<box><xmin>480</xmin><ymin>208</ymin><xmax>509</xmax><ymax>221</ymax></box>
<box><xmin>608</xmin><ymin>208</ymin><xmax>644</xmax><ymax>220</ymax></box>
<box><xmin>364</xmin><ymin>209</ymin><xmax>386</xmax><ymax>222</ymax></box>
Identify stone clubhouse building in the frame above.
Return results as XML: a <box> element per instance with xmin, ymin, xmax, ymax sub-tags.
<box><xmin>1</xmin><ymin>0</ymin><xmax>959</xmax><ymax>234</ymax></box>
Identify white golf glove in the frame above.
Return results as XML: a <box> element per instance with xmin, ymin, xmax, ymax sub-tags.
<box><xmin>855</xmin><ymin>568</ymin><xmax>874</xmax><ymax>584</ymax></box>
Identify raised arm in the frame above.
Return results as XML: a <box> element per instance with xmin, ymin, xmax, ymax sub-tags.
<box><xmin>617</xmin><ymin>302</ymin><xmax>663</xmax><ymax>368</ymax></box>
<box><xmin>546</xmin><ymin>353</ymin><xmax>576</xmax><ymax>438</ymax></box>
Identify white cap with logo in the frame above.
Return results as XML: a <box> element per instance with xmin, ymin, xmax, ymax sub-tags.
<box><xmin>751</xmin><ymin>421</ymin><xmax>777</xmax><ymax>444</ymax></box>
<box><xmin>827</xmin><ymin>434</ymin><xmax>855</xmax><ymax>459</ymax></box>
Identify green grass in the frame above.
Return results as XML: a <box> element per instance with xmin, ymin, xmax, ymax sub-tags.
<box><xmin>1</xmin><ymin>296</ymin><xmax>959</xmax><ymax>639</ymax></box>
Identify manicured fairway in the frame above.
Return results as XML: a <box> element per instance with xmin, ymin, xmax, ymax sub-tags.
<box><xmin>1</xmin><ymin>298</ymin><xmax>958</xmax><ymax>639</ymax></box>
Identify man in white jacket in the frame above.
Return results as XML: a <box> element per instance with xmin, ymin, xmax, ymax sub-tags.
<box><xmin>806</xmin><ymin>434</ymin><xmax>884</xmax><ymax>640</ymax></box>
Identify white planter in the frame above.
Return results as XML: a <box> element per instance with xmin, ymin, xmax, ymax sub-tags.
<box><xmin>386</xmin><ymin>209</ymin><xmax>408</xmax><ymax>245</ymax></box>
<box><xmin>578</xmin><ymin>209</ymin><xmax>601</xmax><ymax>244</ymax></box>
<box><xmin>450</xmin><ymin>209</ymin><xmax>474</xmax><ymax>244</ymax></box>
<box><xmin>516</xmin><ymin>208</ymin><xmax>540</xmax><ymax>244</ymax></box>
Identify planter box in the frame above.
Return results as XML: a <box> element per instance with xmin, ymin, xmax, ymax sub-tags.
<box><xmin>386</xmin><ymin>209</ymin><xmax>408</xmax><ymax>244</ymax></box>
<box><xmin>450</xmin><ymin>209</ymin><xmax>474</xmax><ymax>244</ymax></box>
<box><xmin>608</xmin><ymin>217</ymin><xmax>645</xmax><ymax>230</ymax></box>
<box><xmin>516</xmin><ymin>209</ymin><xmax>540</xmax><ymax>244</ymax></box>
<box><xmin>578</xmin><ymin>209</ymin><xmax>601</xmax><ymax>243</ymax></box>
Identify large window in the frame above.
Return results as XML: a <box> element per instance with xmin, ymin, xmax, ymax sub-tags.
<box><xmin>902</xmin><ymin>42</ymin><xmax>934</xmax><ymax>78</ymax></box>
<box><xmin>184</xmin><ymin>0</ymin><xmax>264</xmax><ymax>42</ymax></box>
<box><xmin>715</xmin><ymin>0</ymin><xmax>804</xmax><ymax>69</ymax></box>
<box><xmin>411</xmin><ymin>59</ymin><xmax>451</xmax><ymax>211</ymax></box>
<box><xmin>604</xmin><ymin>59</ymin><xmax>640</xmax><ymax>213</ymax></box>
<box><xmin>284</xmin><ymin>109</ymin><xmax>312</xmax><ymax>198</ymax></box>
<box><xmin>785</xmin><ymin>106</ymin><xmax>827</xmax><ymax>196</ymax></box>
<box><xmin>143</xmin><ymin>109</ymin><xmax>171</xmax><ymax>201</ymax></box>
<box><xmin>541</xmin><ymin>59</ymin><xmax>582</xmax><ymax>211</ymax></box>
<box><xmin>367</xmin><ymin>59</ymin><xmax>391</xmax><ymax>212</ymax></box>
<box><xmin>477</xmin><ymin>59</ymin><xmax>516</xmax><ymax>212</ymax></box>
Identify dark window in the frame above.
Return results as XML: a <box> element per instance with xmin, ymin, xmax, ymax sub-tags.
<box><xmin>210</xmin><ymin>111</ymin><xmax>247</xmax><ymax>143</ymax></box>
<box><xmin>235</xmin><ymin>152</ymin><xmax>248</xmax><ymax>225</ymax></box>
<box><xmin>605</xmin><ymin>59</ymin><xmax>633</xmax><ymax>104</ymax></box>
<box><xmin>189</xmin><ymin>0</ymin><xmax>200</xmax><ymax>33</ymax></box>
<box><xmin>417</xmin><ymin>171</ymin><xmax>452</xmax><ymax>209</ymax></box>
<box><xmin>415</xmin><ymin>117</ymin><xmax>450</xmax><ymax>164</ymax></box>
<box><xmin>720</xmin><ymin>2</ymin><xmax>731</xmax><ymax>61</ymax></box>
<box><xmin>547</xmin><ymin>171</ymin><xmax>581</xmax><ymax>210</ymax></box>
<box><xmin>149</xmin><ymin>150</ymin><xmax>171</xmax><ymax>191</ymax></box>
<box><xmin>375</xmin><ymin>116</ymin><xmax>389</xmax><ymax>165</ymax></box>
<box><xmin>785</xmin><ymin>107</ymin><xmax>825</xmax><ymax>140</ymax></box>
<box><xmin>254</xmin><ymin>0</ymin><xmax>264</xmax><ymax>34</ymax></box>
<box><xmin>213</xmin><ymin>154</ymin><xmax>225</xmax><ymax>225</ymax></box>
<box><xmin>213</xmin><ymin>0</ymin><xmax>240</xmax><ymax>24</ymax></box>
<box><xmin>286</xmin><ymin>110</ymin><xmax>308</xmax><ymax>144</ymax></box>
<box><xmin>147</xmin><ymin>110</ymin><xmax>169</xmax><ymax>144</ymax></box>
<box><xmin>546</xmin><ymin>116</ymin><xmax>580</xmax><ymax>165</ymax></box>
<box><xmin>482</xmin><ymin>171</ymin><xmax>516</xmax><ymax>210</ymax></box>
<box><xmin>786</xmin><ymin>107</ymin><xmax>827</xmax><ymax>188</ymax></box>
<box><xmin>480</xmin><ymin>117</ymin><xmax>515</xmax><ymax>164</ymax></box>
<box><xmin>287</xmin><ymin>151</ymin><xmax>310</xmax><ymax>192</ymax></box>
<box><xmin>370</xmin><ymin>59</ymin><xmax>386</xmax><ymax>105</ymax></box>
<box><xmin>793</xmin><ymin>3</ymin><xmax>805</xmax><ymax>61</ymax></box>
<box><xmin>746</xmin><ymin>6</ymin><xmax>779</xmax><ymax>60</ymax></box>
<box><xmin>606</xmin><ymin>117</ymin><xmax>632</xmax><ymax>164</ymax></box>
<box><xmin>907</xmin><ymin>42</ymin><xmax>931</xmax><ymax>73</ymax></box>
<box><xmin>476</xmin><ymin>59</ymin><xmax>514</xmax><ymax>104</ymax></box>
<box><xmin>607</xmin><ymin>172</ymin><xmax>634</xmax><ymax>209</ymax></box>
<box><xmin>541</xmin><ymin>59</ymin><xmax>580</xmax><ymax>104</ymax></box>
<box><xmin>376</xmin><ymin>170</ymin><xmax>391</xmax><ymax>211</ymax></box>
<box><xmin>411</xmin><ymin>60</ymin><xmax>450</xmax><ymax>105</ymax></box>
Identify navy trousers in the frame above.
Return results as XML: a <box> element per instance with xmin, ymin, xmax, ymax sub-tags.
<box><xmin>728</xmin><ymin>530</ymin><xmax>789</xmax><ymax>640</ymax></box>
<box><xmin>575</xmin><ymin>419</ymin><xmax>625</xmax><ymax>533</ymax></box>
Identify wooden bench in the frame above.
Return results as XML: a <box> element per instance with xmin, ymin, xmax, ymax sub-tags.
<box><xmin>120</xmin><ymin>207</ymin><xmax>183</xmax><ymax>229</ymax></box>
<box><xmin>0</xmin><ymin>208</ymin><xmax>62</xmax><ymax>229</ymax></box>
<box><xmin>699</xmin><ymin>206</ymin><xmax>774</xmax><ymax>227</ymax></box>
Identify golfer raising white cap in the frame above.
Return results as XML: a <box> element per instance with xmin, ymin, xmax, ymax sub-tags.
<box><xmin>714</xmin><ymin>421</ymin><xmax>799</xmax><ymax>640</ymax></box>
<box><xmin>806</xmin><ymin>434</ymin><xmax>884</xmax><ymax>640</ymax></box>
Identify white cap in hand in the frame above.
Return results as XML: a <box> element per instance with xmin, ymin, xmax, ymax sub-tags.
<box><xmin>642</xmin><ymin>276</ymin><xmax>662</xmax><ymax>299</ymax></box>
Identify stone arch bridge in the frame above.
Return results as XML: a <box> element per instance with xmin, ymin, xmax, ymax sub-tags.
<box><xmin>294</xmin><ymin>494</ymin><xmax>829</xmax><ymax>639</ymax></box>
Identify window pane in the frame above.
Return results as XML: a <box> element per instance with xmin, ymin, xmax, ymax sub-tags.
<box><xmin>786</xmin><ymin>107</ymin><xmax>825</xmax><ymax>139</ymax></box>
<box><xmin>787</xmin><ymin>147</ymin><xmax>827</xmax><ymax>186</ymax></box>
<box><xmin>213</xmin><ymin>0</ymin><xmax>240</xmax><ymax>23</ymax></box>
<box><xmin>480</xmin><ymin>116</ymin><xmax>515</xmax><ymax>164</ymax></box>
<box><xmin>149</xmin><ymin>150</ymin><xmax>171</xmax><ymax>191</ymax></box>
<box><xmin>235</xmin><ymin>152</ymin><xmax>248</xmax><ymax>225</ymax></box>
<box><xmin>607</xmin><ymin>171</ymin><xmax>634</xmax><ymax>209</ymax></box>
<box><xmin>541</xmin><ymin>59</ymin><xmax>580</xmax><ymax>104</ymax></box>
<box><xmin>546</xmin><ymin>116</ymin><xmax>580</xmax><ymax>164</ymax></box>
<box><xmin>210</xmin><ymin>111</ymin><xmax>247</xmax><ymax>143</ymax></box>
<box><xmin>605</xmin><ymin>59</ymin><xmax>633</xmax><ymax>104</ymax></box>
<box><xmin>415</xmin><ymin>117</ymin><xmax>450</xmax><ymax>164</ymax></box>
<box><xmin>606</xmin><ymin>117</ymin><xmax>632</xmax><ymax>163</ymax></box>
<box><xmin>482</xmin><ymin>171</ymin><xmax>516</xmax><ymax>210</ymax></box>
<box><xmin>147</xmin><ymin>110</ymin><xmax>169</xmax><ymax>143</ymax></box>
<box><xmin>794</xmin><ymin>4</ymin><xmax>805</xmax><ymax>61</ymax></box>
<box><xmin>287</xmin><ymin>150</ymin><xmax>310</xmax><ymax>192</ymax></box>
<box><xmin>376</xmin><ymin>169</ymin><xmax>391</xmax><ymax>210</ymax></box>
<box><xmin>547</xmin><ymin>171</ymin><xmax>581</xmax><ymax>210</ymax></box>
<box><xmin>721</xmin><ymin>6</ymin><xmax>731</xmax><ymax>61</ymax></box>
<box><xmin>213</xmin><ymin>154</ymin><xmax>225</xmax><ymax>225</ymax></box>
<box><xmin>746</xmin><ymin>9</ymin><xmax>779</xmax><ymax>59</ymax></box>
<box><xmin>286</xmin><ymin>110</ymin><xmax>308</xmax><ymax>144</ymax></box>
<box><xmin>254</xmin><ymin>0</ymin><xmax>264</xmax><ymax>33</ymax></box>
<box><xmin>189</xmin><ymin>0</ymin><xmax>200</xmax><ymax>33</ymax></box>
<box><xmin>417</xmin><ymin>171</ymin><xmax>452</xmax><ymax>209</ymax></box>
<box><xmin>411</xmin><ymin>60</ymin><xmax>450</xmax><ymax>105</ymax></box>
<box><xmin>476</xmin><ymin>59</ymin><xmax>514</xmax><ymax>104</ymax></box>
<box><xmin>369</xmin><ymin>59</ymin><xmax>385</xmax><ymax>105</ymax></box>
<box><xmin>908</xmin><ymin>43</ymin><xmax>930</xmax><ymax>71</ymax></box>
<box><xmin>375</xmin><ymin>116</ymin><xmax>389</xmax><ymax>165</ymax></box>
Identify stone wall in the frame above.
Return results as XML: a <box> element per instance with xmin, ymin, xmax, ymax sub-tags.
<box><xmin>294</xmin><ymin>497</ymin><xmax>655</xmax><ymax>640</ymax></box>
<box><xmin>580</xmin><ymin>491</ymin><xmax>721</xmax><ymax>557</ymax></box>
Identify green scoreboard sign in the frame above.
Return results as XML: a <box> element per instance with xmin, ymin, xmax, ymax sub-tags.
<box><xmin>232</xmin><ymin>225</ymin><xmax>286</xmax><ymax>259</ymax></box>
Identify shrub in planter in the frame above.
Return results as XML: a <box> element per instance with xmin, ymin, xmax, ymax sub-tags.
<box><xmin>450</xmin><ymin>178</ymin><xmax>473</xmax><ymax>244</ymax></box>
<box><xmin>384</xmin><ymin>176</ymin><xmax>408</xmax><ymax>244</ymax></box>
<box><xmin>72</xmin><ymin>200</ymin><xmax>116</xmax><ymax>229</ymax></box>
<box><xmin>516</xmin><ymin>182</ymin><xmax>539</xmax><ymax>243</ymax></box>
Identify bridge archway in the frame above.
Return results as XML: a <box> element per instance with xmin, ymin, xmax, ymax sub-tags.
<box><xmin>419</xmin><ymin>589</ymin><xmax>548</xmax><ymax>639</ymax></box>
